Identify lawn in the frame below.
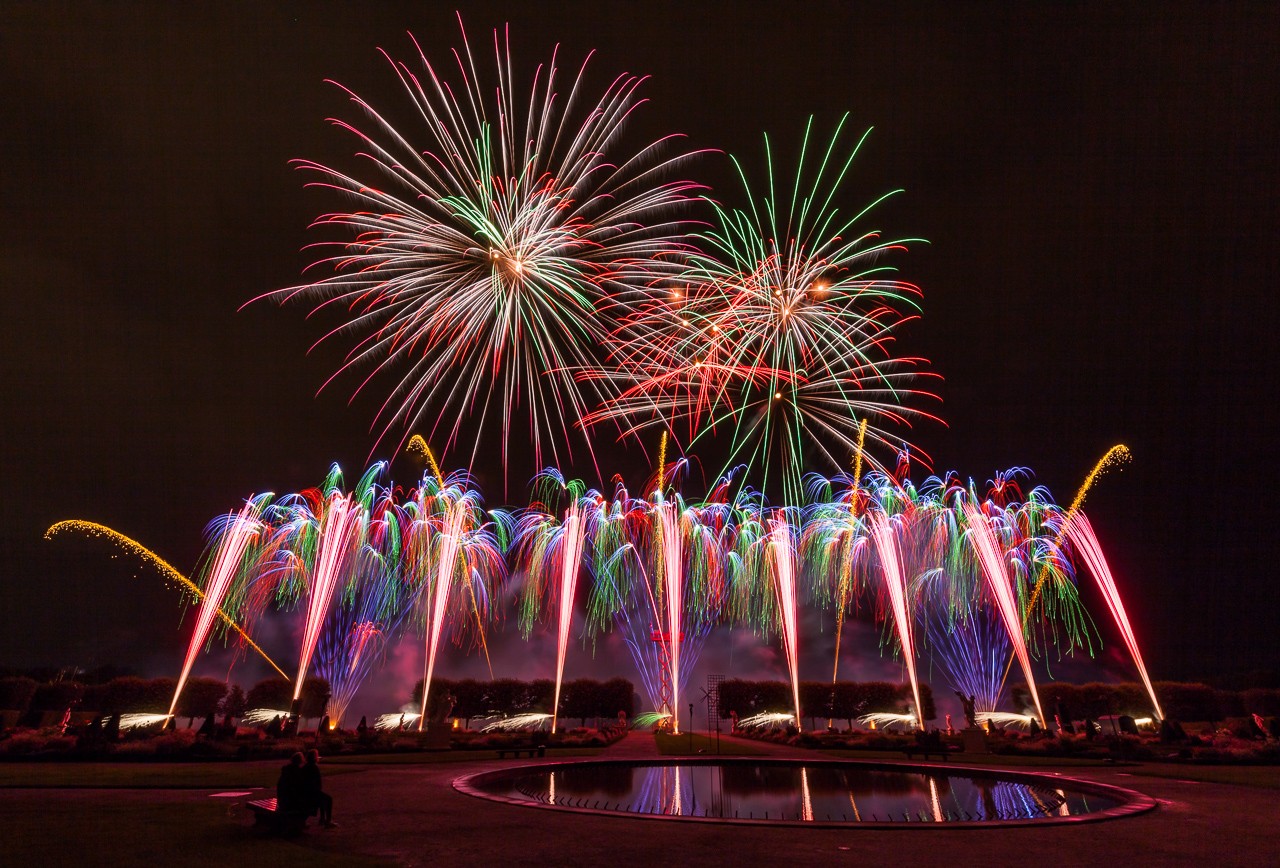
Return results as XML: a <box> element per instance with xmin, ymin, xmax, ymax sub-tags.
<box><xmin>0</xmin><ymin>791</ymin><xmax>386</xmax><ymax>866</ymax></box>
<box><xmin>654</xmin><ymin>732</ymin><xmax>770</xmax><ymax>756</ymax></box>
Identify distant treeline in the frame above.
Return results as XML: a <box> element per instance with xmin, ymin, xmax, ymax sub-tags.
<box><xmin>412</xmin><ymin>677</ymin><xmax>635</xmax><ymax>727</ymax></box>
<box><xmin>5</xmin><ymin>673</ymin><xmax>1277</xmax><ymax>728</ymax></box>
<box><xmin>1025</xmin><ymin>681</ymin><xmax>1280</xmax><ymax>722</ymax></box>
<box><xmin>0</xmin><ymin>675</ymin><xmax>331</xmax><ymax>725</ymax></box>
<box><xmin>712</xmin><ymin>678</ymin><xmax>1280</xmax><ymax>727</ymax></box>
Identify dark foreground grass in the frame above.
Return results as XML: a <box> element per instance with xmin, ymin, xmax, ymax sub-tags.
<box><xmin>0</xmin><ymin>746</ymin><xmax>606</xmax><ymax>788</ymax></box>
<box><xmin>0</xmin><ymin>761</ymin><xmax>283</xmax><ymax>789</ymax></box>
<box><xmin>0</xmin><ymin>790</ymin><xmax>388</xmax><ymax>866</ymax></box>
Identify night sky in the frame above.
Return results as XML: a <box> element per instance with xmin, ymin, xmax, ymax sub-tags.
<box><xmin>3</xmin><ymin>1</ymin><xmax>1277</xmax><ymax>702</ymax></box>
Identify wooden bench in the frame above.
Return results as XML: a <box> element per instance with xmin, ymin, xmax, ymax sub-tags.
<box><xmin>246</xmin><ymin>797</ymin><xmax>310</xmax><ymax>834</ymax></box>
<box><xmin>496</xmin><ymin>745</ymin><xmax>546</xmax><ymax>759</ymax></box>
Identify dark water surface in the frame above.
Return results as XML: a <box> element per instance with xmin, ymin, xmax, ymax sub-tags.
<box><xmin>459</xmin><ymin>760</ymin><xmax>1148</xmax><ymax>825</ymax></box>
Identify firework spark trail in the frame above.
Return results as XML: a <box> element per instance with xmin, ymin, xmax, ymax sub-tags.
<box><xmin>250</xmin><ymin>18</ymin><xmax>701</xmax><ymax>477</ymax></box>
<box><xmin>1065</xmin><ymin>513</ymin><xmax>1163</xmax><ymax>720</ymax></box>
<box><xmin>514</xmin><ymin>474</ymin><xmax>596</xmax><ymax>732</ymax></box>
<box><xmin>831</xmin><ymin>418</ymin><xmax>869</xmax><ymax>689</ymax></box>
<box><xmin>167</xmin><ymin>500</ymin><xmax>263</xmax><ymax>718</ymax></box>
<box><xmin>656</xmin><ymin>498</ymin><xmax>686</xmax><ymax>732</ymax></box>
<box><xmin>296</xmin><ymin>494</ymin><xmax>361</xmax><ymax>700</ymax></box>
<box><xmin>43</xmin><ymin>521</ymin><xmax>287</xmax><ymax>678</ymax></box>
<box><xmin>1022</xmin><ymin>445</ymin><xmax>1130</xmax><ymax>626</ymax></box>
<box><xmin>993</xmin><ymin>448</ymin><xmax>1128</xmax><ymax>695</ymax></box>
<box><xmin>132</xmin><ymin>459</ymin><xmax>1108</xmax><ymax>733</ymax></box>
<box><xmin>407</xmin><ymin>434</ymin><xmax>446</xmax><ymax>487</ymax></box>
<box><xmin>315</xmin><ymin>560</ymin><xmax>414</xmax><ymax>725</ymax></box>
<box><xmin>769</xmin><ymin>514</ymin><xmax>803</xmax><ymax>731</ymax></box>
<box><xmin>870</xmin><ymin>511</ymin><xmax>923</xmax><ymax>729</ymax></box>
<box><xmin>924</xmin><ymin>599</ymin><xmax>1009</xmax><ymax>714</ymax></box>
<box><xmin>418</xmin><ymin>497</ymin><xmax>466</xmax><ymax>730</ymax></box>
<box><xmin>550</xmin><ymin>503</ymin><xmax>587</xmax><ymax>734</ymax></box>
<box><xmin>408</xmin><ymin>439</ymin><xmax>495</xmax><ymax>677</ymax></box>
<box><xmin>964</xmin><ymin>501</ymin><xmax>1047</xmax><ymax>728</ymax></box>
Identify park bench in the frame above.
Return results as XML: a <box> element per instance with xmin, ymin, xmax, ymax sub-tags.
<box><xmin>495</xmin><ymin>744</ymin><xmax>546</xmax><ymax>759</ymax></box>
<box><xmin>246</xmin><ymin>797</ymin><xmax>310</xmax><ymax>834</ymax></box>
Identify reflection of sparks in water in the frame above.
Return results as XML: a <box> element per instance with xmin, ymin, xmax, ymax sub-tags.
<box><xmin>848</xmin><ymin>788</ymin><xmax>862</xmax><ymax>822</ymax></box>
<box><xmin>480</xmin><ymin>713</ymin><xmax>553</xmax><ymax>732</ymax></box>
<box><xmin>549</xmin><ymin>771</ymin><xmax>556</xmax><ymax>805</ymax></box>
<box><xmin>119</xmin><ymin>713</ymin><xmax>171</xmax><ymax>731</ymax></box>
<box><xmin>928</xmin><ymin>777</ymin><xmax>943</xmax><ymax>822</ymax></box>
<box><xmin>635</xmin><ymin>764</ymin><xmax>694</xmax><ymax>816</ymax></box>
<box><xmin>801</xmin><ymin>767</ymin><xmax>813</xmax><ymax>821</ymax></box>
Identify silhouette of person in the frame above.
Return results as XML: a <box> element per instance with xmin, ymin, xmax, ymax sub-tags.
<box><xmin>302</xmin><ymin>749</ymin><xmax>335</xmax><ymax>827</ymax></box>
<box><xmin>277</xmin><ymin>752</ymin><xmax>306</xmax><ymax>813</ymax></box>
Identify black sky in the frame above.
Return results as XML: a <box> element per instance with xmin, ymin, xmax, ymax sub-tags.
<box><xmin>2</xmin><ymin>1</ymin><xmax>1278</xmax><ymax>688</ymax></box>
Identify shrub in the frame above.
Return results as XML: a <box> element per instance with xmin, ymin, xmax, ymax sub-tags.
<box><xmin>29</xmin><ymin>681</ymin><xmax>85</xmax><ymax>712</ymax></box>
<box><xmin>0</xmin><ymin>677</ymin><xmax>38</xmax><ymax>714</ymax></box>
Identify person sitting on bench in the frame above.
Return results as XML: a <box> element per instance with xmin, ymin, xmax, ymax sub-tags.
<box><xmin>302</xmin><ymin>749</ymin><xmax>336</xmax><ymax>827</ymax></box>
<box><xmin>277</xmin><ymin>752</ymin><xmax>306</xmax><ymax>814</ymax></box>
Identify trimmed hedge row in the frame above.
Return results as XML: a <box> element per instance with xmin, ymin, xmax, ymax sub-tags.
<box><xmin>411</xmin><ymin>677</ymin><xmax>635</xmax><ymax>726</ymax></box>
<box><xmin>715</xmin><ymin>679</ymin><xmax>937</xmax><ymax>727</ymax></box>
<box><xmin>0</xmin><ymin>675</ymin><xmax>331</xmax><ymax>724</ymax></box>
<box><xmin>1022</xmin><ymin>681</ymin><xmax>1280</xmax><ymax>722</ymax></box>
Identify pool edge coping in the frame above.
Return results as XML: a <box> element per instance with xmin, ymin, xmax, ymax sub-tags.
<box><xmin>451</xmin><ymin>755</ymin><xmax>1160</xmax><ymax>829</ymax></box>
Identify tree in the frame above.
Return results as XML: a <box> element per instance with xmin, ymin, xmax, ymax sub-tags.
<box><xmin>297</xmin><ymin>678</ymin><xmax>331</xmax><ymax>718</ymax></box>
<box><xmin>482</xmin><ymin>679</ymin><xmax>523</xmax><ymax>717</ymax></box>
<box><xmin>175</xmin><ymin>677</ymin><xmax>228</xmax><ymax>721</ymax></box>
<box><xmin>138</xmin><ymin>678</ymin><xmax>178</xmax><ymax>713</ymax></box>
<box><xmin>916</xmin><ymin>684</ymin><xmax>937</xmax><ymax>722</ymax></box>
<box><xmin>102</xmin><ymin>677</ymin><xmax>149</xmax><ymax>715</ymax></box>
<box><xmin>30</xmin><ymin>680</ymin><xmax>85</xmax><ymax>711</ymax></box>
<box><xmin>450</xmin><ymin>679</ymin><xmax>486</xmax><ymax>727</ymax></box>
<box><xmin>601</xmin><ymin>678</ymin><xmax>634</xmax><ymax>721</ymax></box>
<box><xmin>0</xmin><ymin>677</ymin><xmax>38</xmax><ymax>714</ymax></box>
<box><xmin>561</xmin><ymin>679</ymin><xmax>602</xmax><ymax>727</ymax></box>
<box><xmin>246</xmin><ymin>678</ymin><xmax>292</xmax><ymax>712</ymax></box>
<box><xmin>219</xmin><ymin>685</ymin><xmax>248</xmax><ymax>718</ymax></box>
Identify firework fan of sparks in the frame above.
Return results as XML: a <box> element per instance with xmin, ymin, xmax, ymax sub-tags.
<box><xmin>480</xmin><ymin>712</ymin><xmax>553</xmax><ymax>732</ymax></box>
<box><xmin>250</xmin><ymin>15</ymin><xmax>702</xmax><ymax>478</ymax></box>
<box><xmin>588</xmin><ymin>116</ymin><xmax>941</xmax><ymax>503</ymax></box>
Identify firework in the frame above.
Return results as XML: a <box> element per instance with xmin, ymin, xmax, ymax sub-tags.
<box><xmin>168</xmin><ymin>498</ymin><xmax>268</xmax><ymax>718</ymax></box>
<box><xmin>1064</xmin><ymin>513</ymin><xmax>1163</xmax><ymax>720</ymax></box>
<box><xmin>964</xmin><ymin>500</ymin><xmax>1047</xmax><ymax>728</ymax></box>
<box><xmin>103</xmin><ymin>456</ymin><xmax>1153</xmax><ymax>734</ymax></box>
<box><xmin>250</xmin><ymin>17</ymin><xmax>700</xmax><ymax>475</ymax></box>
<box><xmin>481</xmin><ymin>712</ymin><xmax>553</xmax><ymax>732</ymax></box>
<box><xmin>588</xmin><ymin>116</ymin><xmax>939</xmax><ymax>505</ymax></box>
<box><xmin>513</xmin><ymin>471</ymin><xmax>597</xmax><ymax>733</ymax></box>
<box><xmin>44</xmin><ymin>520</ymin><xmax>286</xmax><ymax>678</ymax></box>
